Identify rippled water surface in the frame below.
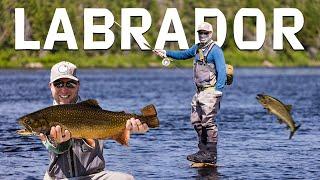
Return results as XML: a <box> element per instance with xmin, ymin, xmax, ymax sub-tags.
<box><xmin>0</xmin><ymin>68</ymin><xmax>319</xmax><ymax>179</ymax></box>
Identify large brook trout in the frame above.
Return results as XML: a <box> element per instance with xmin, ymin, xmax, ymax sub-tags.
<box><xmin>17</xmin><ymin>99</ymin><xmax>159</xmax><ymax>145</ymax></box>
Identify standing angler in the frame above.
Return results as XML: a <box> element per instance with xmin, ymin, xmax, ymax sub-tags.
<box><xmin>154</xmin><ymin>22</ymin><xmax>227</xmax><ymax>165</ymax></box>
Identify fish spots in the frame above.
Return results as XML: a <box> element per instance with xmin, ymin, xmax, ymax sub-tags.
<box><xmin>17</xmin><ymin>100</ymin><xmax>159</xmax><ymax>142</ymax></box>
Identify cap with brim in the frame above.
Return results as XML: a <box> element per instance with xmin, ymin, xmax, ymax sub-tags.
<box><xmin>197</xmin><ymin>22</ymin><xmax>213</xmax><ymax>32</ymax></box>
<box><xmin>50</xmin><ymin>61</ymin><xmax>78</xmax><ymax>83</ymax></box>
<box><xmin>50</xmin><ymin>74</ymin><xmax>78</xmax><ymax>83</ymax></box>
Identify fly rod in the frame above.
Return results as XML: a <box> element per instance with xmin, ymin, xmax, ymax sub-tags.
<box><xmin>113</xmin><ymin>21</ymin><xmax>173</xmax><ymax>66</ymax></box>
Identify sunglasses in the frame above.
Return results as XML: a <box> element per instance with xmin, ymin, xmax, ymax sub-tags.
<box><xmin>53</xmin><ymin>80</ymin><xmax>78</xmax><ymax>89</ymax></box>
<box><xmin>198</xmin><ymin>31</ymin><xmax>209</xmax><ymax>35</ymax></box>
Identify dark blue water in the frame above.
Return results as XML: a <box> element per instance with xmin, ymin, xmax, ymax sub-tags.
<box><xmin>0</xmin><ymin>68</ymin><xmax>319</xmax><ymax>179</ymax></box>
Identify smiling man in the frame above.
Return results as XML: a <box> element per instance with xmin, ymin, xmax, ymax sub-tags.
<box><xmin>40</xmin><ymin>61</ymin><xmax>148</xmax><ymax>179</ymax></box>
<box><xmin>49</xmin><ymin>62</ymin><xmax>80</xmax><ymax>105</ymax></box>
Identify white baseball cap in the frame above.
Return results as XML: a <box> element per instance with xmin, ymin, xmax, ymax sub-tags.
<box><xmin>197</xmin><ymin>22</ymin><xmax>213</xmax><ymax>32</ymax></box>
<box><xmin>50</xmin><ymin>61</ymin><xmax>78</xmax><ymax>83</ymax></box>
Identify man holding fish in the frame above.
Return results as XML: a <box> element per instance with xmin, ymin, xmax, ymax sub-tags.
<box><xmin>41</xmin><ymin>61</ymin><xmax>149</xmax><ymax>179</ymax></box>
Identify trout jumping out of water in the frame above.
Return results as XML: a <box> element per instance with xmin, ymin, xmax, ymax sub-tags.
<box><xmin>17</xmin><ymin>99</ymin><xmax>159</xmax><ymax>145</ymax></box>
<box><xmin>256</xmin><ymin>94</ymin><xmax>300</xmax><ymax>139</ymax></box>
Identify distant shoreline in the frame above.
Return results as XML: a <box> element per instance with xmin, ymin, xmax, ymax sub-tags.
<box><xmin>1</xmin><ymin>65</ymin><xmax>320</xmax><ymax>70</ymax></box>
<box><xmin>0</xmin><ymin>51</ymin><xmax>318</xmax><ymax>69</ymax></box>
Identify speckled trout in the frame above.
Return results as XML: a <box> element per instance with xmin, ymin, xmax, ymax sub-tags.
<box><xmin>17</xmin><ymin>99</ymin><xmax>159</xmax><ymax>145</ymax></box>
<box><xmin>256</xmin><ymin>94</ymin><xmax>300</xmax><ymax>139</ymax></box>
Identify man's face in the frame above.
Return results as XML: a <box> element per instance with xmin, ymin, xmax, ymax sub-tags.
<box><xmin>49</xmin><ymin>78</ymin><xmax>80</xmax><ymax>105</ymax></box>
<box><xmin>198</xmin><ymin>30</ymin><xmax>212</xmax><ymax>44</ymax></box>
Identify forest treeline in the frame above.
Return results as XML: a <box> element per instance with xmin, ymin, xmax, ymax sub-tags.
<box><xmin>0</xmin><ymin>0</ymin><xmax>319</xmax><ymax>68</ymax></box>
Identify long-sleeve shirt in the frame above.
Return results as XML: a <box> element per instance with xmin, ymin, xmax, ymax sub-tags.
<box><xmin>166</xmin><ymin>44</ymin><xmax>226</xmax><ymax>91</ymax></box>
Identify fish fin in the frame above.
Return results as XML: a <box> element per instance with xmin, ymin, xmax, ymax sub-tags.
<box><xmin>289</xmin><ymin>124</ymin><xmax>301</xmax><ymax>139</ymax></box>
<box><xmin>140</xmin><ymin>104</ymin><xmax>160</xmax><ymax>128</ymax></box>
<box><xmin>78</xmin><ymin>99</ymin><xmax>102</xmax><ymax>109</ymax></box>
<box><xmin>143</xmin><ymin>116</ymin><xmax>160</xmax><ymax>128</ymax></box>
<box><xmin>285</xmin><ymin>104</ymin><xmax>292</xmax><ymax>112</ymax></box>
<box><xmin>265</xmin><ymin>108</ymin><xmax>272</xmax><ymax>114</ymax></box>
<box><xmin>113</xmin><ymin>129</ymin><xmax>130</xmax><ymax>146</ymax></box>
<box><xmin>141</xmin><ymin>104</ymin><xmax>157</xmax><ymax>116</ymax></box>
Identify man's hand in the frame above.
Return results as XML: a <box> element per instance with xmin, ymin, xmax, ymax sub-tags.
<box><xmin>153</xmin><ymin>49</ymin><xmax>167</xmax><ymax>58</ymax></box>
<box><xmin>39</xmin><ymin>125</ymin><xmax>71</xmax><ymax>144</ymax></box>
<box><xmin>126</xmin><ymin>118</ymin><xmax>149</xmax><ymax>134</ymax></box>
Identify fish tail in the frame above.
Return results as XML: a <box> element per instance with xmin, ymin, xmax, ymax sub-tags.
<box><xmin>146</xmin><ymin>116</ymin><xmax>160</xmax><ymax>128</ymax></box>
<box><xmin>141</xmin><ymin>104</ymin><xmax>159</xmax><ymax>128</ymax></box>
<box><xmin>289</xmin><ymin>124</ymin><xmax>301</xmax><ymax>139</ymax></box>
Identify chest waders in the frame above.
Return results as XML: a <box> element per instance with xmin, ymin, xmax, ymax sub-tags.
<box><xmin>193</xmin><ymin>42</ymin><xmax>216</xmax><ymax>90</ymax></box>
<box><xmin>187</xmin><ymin>42</ymin><xmax>221</xmax><ymax>164</ymax></box>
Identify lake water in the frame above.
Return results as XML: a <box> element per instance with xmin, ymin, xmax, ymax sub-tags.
<box><xmin>0</xmin><ymin>68</ymin><xmax>319</xmax><ymax>179</ymax></box>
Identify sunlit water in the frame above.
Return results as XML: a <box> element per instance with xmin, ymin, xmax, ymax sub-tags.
<box><xmin>0</xmin><ymin>68</ymin><xmax>319</xmax><ymax>179</ymax></box>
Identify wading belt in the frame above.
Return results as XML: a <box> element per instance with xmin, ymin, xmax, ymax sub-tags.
<box><xmin>196</xmin><ymin>86</ymin><xmax>215</xmax><ymax>92</ymax></box>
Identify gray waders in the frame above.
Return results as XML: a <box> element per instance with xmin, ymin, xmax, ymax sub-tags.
<box><xmin>187</xmin><ymin>42</ymin><xmax>222</xmax><ymax>164</ymax></box>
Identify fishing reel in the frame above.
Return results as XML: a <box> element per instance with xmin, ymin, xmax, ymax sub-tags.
<box><xmin>162</xmin><ymin>57</ymin><xmax>173</xmax><ymax>67</ymax></box>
